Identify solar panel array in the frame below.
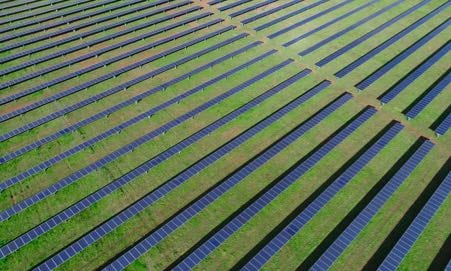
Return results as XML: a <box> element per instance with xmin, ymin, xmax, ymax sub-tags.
<box><xmin>32</xmin><ymin>68</ymin><xmax>314</xmax><ymax>271</ymax></box>
<box><xmin>0</xmin><ymin>57</ymin><xmax>292</xmax><ymax>221</ymax></box>
<box><xmin>311</xmin><ymin>139</ymin><xmax>435</xmax><ymax>270</ymax></box>
<box><xmin>241</xmin><ymin>122</ymin><xmax>404</xmax><ymax>270</ymax></box>
<box><xmin>173</xmin><ymin>106</ymin><xmax>377</xmax><ymax>271</ymax></box>
<box><xmin>0</xmin><ymin>46</ymin><xmax>278</xmax><ymax>258</ymax></box>
<box><xmin>0</xmin><ymin>1</ymin><xmax>449</xmax><ymax>270</ymax></box>
<box><xmin>102</xmin><ymin>93</ymin><xmax>353</xmax><ymax>271</ymax></box>
<box><xmin>378</xmin><ymin>171</ymin><xmax>451</xmax><ymax>271</ymax></box>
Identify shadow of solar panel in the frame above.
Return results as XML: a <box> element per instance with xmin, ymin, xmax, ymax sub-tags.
<box><xmin>378</xmin><ymin>171</ymin><xmax>451</xmax><ymax>271</ymax></box>
<box><xmin>311</xmin><ymin>139</ymin><xmax>434</xmax><ymax>270</ymax></box>
<box><xmin>242</xmin><ymin>121</ymin><xmax>403</xmax><ymax>270</ymax></box>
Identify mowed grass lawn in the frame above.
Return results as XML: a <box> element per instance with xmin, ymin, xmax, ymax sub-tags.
<box><xmin>0</xmin><ymin>0</ymin><xmax>449</xmax><ymax>270</ymax></box>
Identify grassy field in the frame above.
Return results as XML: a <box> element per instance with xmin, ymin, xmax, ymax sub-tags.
<box><xmin>0</xmin><ymin>0</ymin><xmax>449</xmax><ymax>270</ymax></box>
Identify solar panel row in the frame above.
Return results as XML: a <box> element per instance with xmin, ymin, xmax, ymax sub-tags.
<box><xmin>207</xmin><ymin>0</ymin><xmax>226</xmax><ymax>5</ymax></box>
<box><xmin>242</xmin><ymin>121</ymin><xmax>404</xmax><ymax>270</ymax></box>
<box><xmin>357</xmin><ymin>19</ymin><xmax>449</xmax><ymax>91</ymax></box>
<box><xmin>1</xmin><ymin>41</ymin><xmax>264</xmax><ymax>164</ymax></box>
<box><xmin>0</xmin><ymin>0</ymin><xmax>47</xmax><ymax>10</ymax></box>
<box><xmin>335</xmin><ymin>1</ymin><xmax>450</xmax><ymax>76</ymax></box>
<box><xmin>229</xmin><ymin>0</ymin><xmax>276</xmax><ymax>18</ymax></box>
<box><xmin>0</xmin><ymin>9</ymin><xmax>208</xmax><ymax>92</ymax></box>
<box><xmin>0</xmin><ymin>0</ymin><xmax>177</xmax><ymax>49</ymax></box>
<box><xmin>0</xmin><ymin>17</ymin><xmax>224</xmax><ymax>125</ymax></box>
<box><xmin>0</xmin><ymin>2</ymin><xmax>199</xmax><ymax>69</ymax></box>
<box><xmin>298</xmin><ymin>0</ymin><xmax>403</xmax><ymax>56</ymax></box>
<box><xmin>0</xmin><ymin>0</ymin><xmax>104</xmax><ymax>25</ymax></box>
<box><xmin>283</xmin><ymin>0</ymin><xmax>378</xmax><ymax>47</ymax></box>
<box><xmin>311</xmin><ymin>139</ymin><xmax>434</xmax><ymax>270</ymax></box>
<box><xmin>173</xmin><ymin>106</ymin><xmax>377</xmax><ymax>271</ymax></box>
<box><xmin>102</xmin><ymin>92</ymin><xmax>353</xmax><ymax>271</ymax></box>
<box><xmin>0</xmin><ymin>0</ymin><xmax>154</xmax><ymax>38</ymax></box>
<box><xmin>268</xmin><ymin>0</ymin><xmax>354</xmax><ymax>40</ymax></box>
<box><xmin>378</xmin><ymin>40</ymin><xmax>450</xmax><ymax>104</ymax></box>
<box><xmin>316</xmin><ymin>0</ymin><xmax>436</xmax><ymax>67</ymax></box>
<box><xmin>405</xmin><ymin>71</ymin><xmax>451</xmax><ymax>119</ymax></box>
<box><xmin>378</xmin><ymin>171</ymin><xmax>451</xmax><ymax>271</ymax></box>
<box><xmin>0</xmin><ymin>58</ymin><xmax>292</xmax><ymax>222</ymax></box>
<box><xmin>31</xmin><ymin>68</ymin><xmax>313</xmax><ymax>271</ymax></box>
<box><xmin>240</xmin><ymin>0</ymin><xmax>299</xmax><ymax>25</ymax></box>
<box><xmin>253</xmin><ymin>0</ymin><xmax>327</xmax><ymax>32</ymax></box>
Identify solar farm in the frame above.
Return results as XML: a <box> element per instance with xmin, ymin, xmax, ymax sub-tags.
<box><xmin>0</xmin><ymin>0</ymin><xmax>450</xmax><ymax>270</ymax></box>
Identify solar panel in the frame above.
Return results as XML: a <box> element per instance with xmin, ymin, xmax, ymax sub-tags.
<box><xmin>316</xmin><ymin>0</ymin><xmax>436</xmax><ymax>67</ymax></box>
<box><xmin>298</xmin><ymin>1</ymin><xmax>402</xmax><ymax>56</ymax></box>
<box><xmin>0</xmin><ymin>59</ymin><xmax>292</xmax><ymax>222</ymax></box>
<box><xmin>435</xmin><ymin>112</ymin><xmax>451</xmax><ymax>136</ymax></box>
<box><xmin>241</xmin><ymin>121</ymin><xmax>404</xmax><ymax>270</ymax></box>
<box><xmin>254</xmin><ymin>0</ymin><xmax>327</xmax><ymax>32</ymax></box>
<box><xmin>311</xmin><ymin>139</ymin><xmax>434</xmax><ymax>270</ymax></box>
<box><xmin>335</xmin><ymin>2</ymin><xmax>450</xmax><ymax>76</ymax></box>
<box><xmin>173</xmin><ymin>106</ymin><xmax>376</xmax><ymax>271</ymax></box>
<box><xmin>378</xmin><ymin>170</ymin><xmax>451</xmax><ymax>271</ymax></box>
<box><xmin>0</xmin><ymin>0</ymin><xmax>80</xmax><ymax>18</ymax></box>
<box><xmin>268</xmin><ymin>0</ymin><xmax>353</xmax><ymax>40</ymax></box>
<box><xmin>0</xmin><ymin>41</ymin><xmax>264</xmax><ymax>164</ymax></box>
<box><xmin>356</xmin><ymin>20</ymin><xmax>450</xmax><ymax>92</ymax></box>
<box><xmin>0</xmin><ymin>19</ymin><xmax>227</xmax><ymax>125</ymax></box>
<box><xmin>240</xmin><ymin>0</ymin><xmax>298</xmax><ymax>25</ymax></box>
<box><xmin>27</xmin><ymin>68</ymin><xmax>313</xmax><ymax>271</ymax></box>
<box><xmin>405</xmin><ymin>71</ymin><xmax>451</xmax><ymax>119</ymax></box>
<box><xmin>218</xmin><ymin>0</ymin><xmax>252</xmax><ymax>11</ymax></box>
<box><xmin>283</xmin><ymin>0</ymin><xmax>378</xmax><ymax>47</ymax></box>
<box><xmin>0</xmin><ymin>0</ymin><xmax>186</xmax><ymax>50</ymax></box>
<box><xmin>102</xmin><ymin>92</ymin><xmax>352</xmax><ymax>271</ymax></box>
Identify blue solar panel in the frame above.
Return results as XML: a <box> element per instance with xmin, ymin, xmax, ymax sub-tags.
<box><xmin>335</xmin><ymin>2</ymin><xmax>450</xmax><ymax>76</ymax></box>
<box><xmin>254</xmin><ymin>0</ymin><xmax>327</xmax><ymax>32</ymax></box>
<box><xmin>356</xmin><ymin>20</ymin><xmax>450</xmax><ymax>91</ymax></box>
<box><xmin>173</xmin><ymin>106</ymin><xmax>376</xmax><ymax>271</ymax></box>
<box><xmin>229</xmin><ymin>0</ymin><xmax>276</xmax><ymax>18</ymax></box>
<box><xmin>316</xmin><ymin>0</ymin><xmax>435</xmax><ymax>67</ymax></box>
<box><xmin>0</xmin><ymin>19</ymin><xmax>228</xmax><ymax>127</ymax></box>
<box><xmin>0</xmin><ymin>0</ymin><xmax>184</xmax><ymax>50</ymax></box>
<box><xmin>378</xmin><ymin>170</ymin><xmax>451</xmax><ymax>271</ymax></box>
<box><xmin>283</xmin><ymin>0</ymin><xmax>378</xmax><ymax>47</ymax></box>
<box><xmin>446</xmin><ymin>259</ymin><xmax>451</xmax><ymax>271</ymax></box>
<box><xmin>0</xmin><ymin>0</ymin><xmax>68</xmax><ymax>17</ymax></box>
<box><xmin>101</xmin><ymin>92</ymin><xmax>352</xmax><ymax>271</ymax></box>
<box><xmin>311</xmin><ymin>139</ymin><xmax>434</xmax><ymax>270</ymax></box>
<box><xmin>268</xmin><ymin>0</ymin><xmax>353</xmax><ymax>40</ymax></box>
<box><xmin>27</xmin><ymin>68</ymin><xmax>313</xmax><ymax>271</ymax></box>
<box><xmin>0</xmin><ymin>42</ymin><xmax>264</xmax><ymax>164</ymax></box>
<box><xmin>241</xmin><ymin>121</ymin><xmax>404</xmax><ymax>270</ymax></box>
<box><xmin>0</xmin><ymin>5</ymin><xmax>204</xmax><ymax>76</ymax></box>
<box><xmin>435</xmin><ymin>112</ymin><xmax>451</xmax><ymax>136</ymax></box>
<box><xmin>298</xmin><ymin>0</ymin><xmax>402</xmax><ymax>56</ymax></box>
<box><xmin>0</xmin><ymin>58</ymin><xmax>292</xmax><ymax>223</ymax></box>
<box><xmin>405</xmin><ymin>71</ymin><xmax>450</xmax><ymax>119</ymax></box>
<box><xmin>0</xmin><ymin>0</ymin><xmax>45</xmax><ymax>10</ymax></box>
<box><xmin>240</xmin><ymin>0</ymin><xmax>299</xmax><ymax>25</ymax></box>
<box><xmin>378</xmin><ymin>41</ymin><xmax>450</xmax><ymax>104</ymax></box>
<box><xmin>207</xmin><ymin>0</ymin><xmax>226</xmax><ymax>5</ymax></box>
